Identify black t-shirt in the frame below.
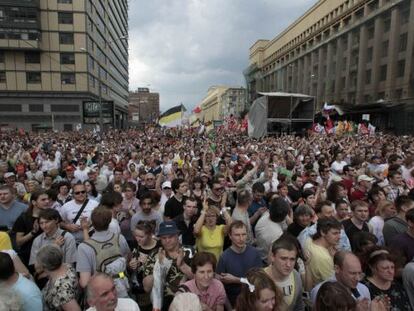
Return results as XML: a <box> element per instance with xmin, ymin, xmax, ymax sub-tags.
<box><xmin>12</xmin><ymin>211</ymin><xmax>42</xmax><ymax>266</ymax></box>
<box><xmin>173</xmin><ymin>214</ymin><xmax>196</xmax><ymax>246</ymax></box>
<box><xmin>164</xmin><ymin>196</ymin><xmax>184</xmax><ymax>219</ymax></box>
<box><xmin>342</xmin><ymin>218</ymin><xmax>369</xmax><ymax>250</ymax></box>
<box><xmin>287</xmin><ymin>222</ymin><xmax>306</xmax><ymax>237</ymax></box>
<box><xmin>288</xmin><ymin>185</ymin><xmax>302</xmax><ymax>204</ymax></box>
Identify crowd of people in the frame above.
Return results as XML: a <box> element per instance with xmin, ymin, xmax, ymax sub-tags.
<box><xmin>0</xmin><ymin>126</ymin><xmax>414</xmax><ymax>311</ymax></box>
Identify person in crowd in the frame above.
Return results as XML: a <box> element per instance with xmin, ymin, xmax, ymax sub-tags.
<box><xmin>352</xmin><ymin>232</ymin><xmax>378</xmax><ymax>272</ymax></box>
<box><xmin>178</xmin><ymin>252</ymin><xmax>226</xmax><ymax>311</ymax></box>
<box><xmin>159</xmin><ymin>180</ymin><xmax>174</xmax><ymax>216</ymax></box>
<box><xmin>232</xmin><ymin>189</ymin><xmax>254</xmax><ymax>244</ymax></box>
<box><xmin>368</xmin><ymin>200</ymin><xmax>396</xmax><ymax>246</ymax></box>
<box><xmin>56</xmin><ymin>181</ymin><xmax>72</xmax><ymax>206</ymax></box>
<box><xmin>74</xmin><ymin>158</ymin><xmax>90</xmax><ymax>183</ymax></box>
<box><xmin>84</xmin><ymin>180</ymin><xmax>101</xmax><ymax>202</ymax></box>
<box><xmin>173</xmin><ymin>196</ymin><xmax>198</xmax><ymax>247</ymax></box>
<box><xmin>342</xmin><ymin>200</ymin><xmax>371</xmax><ymax>250</ymax></box>
<box><xmin>26</xmin><ymin>162</ymin><xmax>44</xmax><ymax>184</ymax></box>
<box><xmin>235</xmin><ymin>268</ymin><xmax>283</xmax><ymax>311</ymax></box>
<box><xmin>341</xmin><ymin>165</ymin><xmax>356</xmax><ymax>196</ymax></box>
<box><xmin>35</xmin><ymin>245</ymin><xmax>81</xmax><ymax>311</ymax></box>
<box><xmin>0</xmin><ymin>184</ymin><xmax>27</xmax><ymax>231</ymax></box>
<box><xmin>368</xmin><ymin>186</ymin><xmax>387</xmax><ymax>217</ymax></box>
<box><xmin>130</xmin><ymin>192</ymin><xmax>163</xmax><ymax>235</ymax></box>
<box><xmin>164</xmin><ymin>178</ymin><xmax>188</xmax><ymax>221</ymax></box>
<box><xmin>248</xmin><ymin>182</ymin><xmax>268</xmax><ymax>227</ymax></box>
<box><xmin>326</xmin><ymin>182</ymin><xmax>349</xmax><ymax>204</ymax></box>
<box><xmin>169</xmin><ymin>293</ymin><xmax>203</xmax><ymax>311</ymax></box>
<box><xmin>216</xmin><ymin>221</ymin><xmax>262</xmax><ymax>306</ymax></box>
<box><xmin>264</xmin><ymin>235</ymin><xmax>304</xmax><ymax>311</ymax></box>
<box><xmin>137</xmin><ymin>172</ymin><xmax>156</xmax><ymax>200</ymax></box>
<box><xmin>29</xmin><ymin>208</ymin><xmax>76</xmax><ymax>268</ymax></box>
<box><xmin>304</xmin><ymin>217</ymin><xmax>342</xmax><ymax>289</ymax></box>
<box><xmin>13</xmin><ymin>189</ymin><xmax>50</xmax><ymax>267</ymax></box>
<box><xmin>301</xmin><ymin>189</ymin><xmax>317</xmax><ymax>209</ymax></box>
<box><xmin>310</xmin><ymin>251</ymin><xmax>370</xmax><ymax>306</ymax></box>
<box><xmin>287</xmin><ymin>204</ymin><xmax>313</xmax><ymax>237</ymax></box>
<box><xmin>387</xmin><ymin>170</ymin><xmax>406</xmax><ymax>202</ymax></box>
<box><xmin>0</xmin><ymin>252</ymin><xmax>43</xmax><ymax>311</ymax></box>
<box><xmin>298</xmin><ymin>200</ymin><xmax>351</xmax><ymax>251</ymax></box>
<box><xmin>383</xmin><ymin>195</ymin><xmax>414</xmax><ymax>245</ymax></box>
<box><xmin>403</xmin><ymin>257</ymin><xmax>414</xmax><ymax>310</ymax></box>
<box><xmin>350</xmin><ymin>175</ymin><xmax>374</xmax><ymax>202</ymax></box>
<box><xmin>255</xmin><ymin>197</ymin><xmax>290</xmax><ymax>262</ymax></box>
<box><xmin>0</xmin><ymin>286</ymin><xmax>22</xmax><ymax>311</ymax></box>
<box><xmin>86</xmin><ymin>273</ymin><xmax>140</xmax><ymax>311</ymax></box>
<box><xmin>363</xmin><ymin>249</ymin><xmax>411</xmax><ymax>310</ymax></box>
<box><xmin>334</xmin><ymin>199</ymin><xmax>350</xmax><ymax>222</ymax></box>
<box><xmin>288</xmin><ymin>174</ymin><xmax>303</xmax><ymax>207</ymax></box>
<box><xmin>142</xmin><ymin>221</ymin><xmax>193</xmax><ymax>311</ymax></box>
<box><xmin>76</xmin><ymin>207</ymin><xmax>130</xmax><ymax>291</ymax></box>
<box><xmin>389</xmin><ymin>208</ymin><xmax>414</xmax><ymax>264</ymax></box>
<box><xmin>194</xmin><ymin>200</ymin><xmax>232</xmax><ymax>260</ymax></box>
<box><xmin>128</xmin><ymin>220</ymin><xmax>160</xmax><ymax>311</ymax></box>
<box><xmin>99</xmin><ymin>191</ymin><xmax>124</xmax><ymax>235</ymax></box>
<box><xmin>59</xmin><ymin>182</ymin><xmax>99</xmax><ymax>244</ymax></box>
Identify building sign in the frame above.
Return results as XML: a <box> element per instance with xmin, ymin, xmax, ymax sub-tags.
<box><xmin>83</xmin><ymin>101</ymin><xmax>114</xmax><ymax>124</ymax></box>
<box><xmin>132</xmin><ymin>112</ymin><xmax>140</xmax><ymax>121</ymax></box>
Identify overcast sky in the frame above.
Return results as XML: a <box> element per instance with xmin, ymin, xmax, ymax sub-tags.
<box><xmin>128</xmin><ymin>0</ymin><xmax>314</xmax><ymax>112</ymax></box>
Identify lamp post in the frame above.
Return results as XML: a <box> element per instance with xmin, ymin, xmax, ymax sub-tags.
<box><xmin>80</xmin><ymin>35</ymin><xmax>128</xmax><ymax>132</ymax></box>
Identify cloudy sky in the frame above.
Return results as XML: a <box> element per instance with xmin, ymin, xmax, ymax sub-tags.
<box><xmin>128</xmin><ymin>0</ymin><xmax>314</xmax><ymax>112</ymax></box>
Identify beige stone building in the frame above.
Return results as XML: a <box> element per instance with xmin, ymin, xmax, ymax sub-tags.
<box><xmin>0</xmin><ymin>0</ymin><xmax>129</xmax><ymax>131</ymax></box>
<box><xmin>245</xmin><ymin>0</ymin><xmax>414</xmax><ymax>112</ymax></box>
<box><xmin>198</xmin><ymin>86</ymin><xmax>246</xmax><ymax>123</ymax></box>
<box><xmin>128</xmin><ymin>88</ymin><xmax>160</xmax><ymax>126</ymax></box>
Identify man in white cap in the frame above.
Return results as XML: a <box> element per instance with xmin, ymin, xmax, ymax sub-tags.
<box><xmin>350</xmin><ymin>175</ymin><xmax>373</xmax><ymax>202</ymax></box>
<box><xmin>4</xmin><ymin>172</ymin><xmax>26</xmax><ymax>199</ymax></box>
<box><xmin>159</xmin><ymin>180</ymin><xmax>173</xmax><ymax>216</ymax></box>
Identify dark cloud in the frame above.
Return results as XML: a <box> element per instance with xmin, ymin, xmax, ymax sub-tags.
<box><xmin>129</xmin><ymin>0</ymin><xmax>314</xmax><ymax>111</ymax></box>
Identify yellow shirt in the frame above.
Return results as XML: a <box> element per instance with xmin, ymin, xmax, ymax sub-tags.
<box><xmin>0</xmin><ymin>232</ymin><xmax>12</xmax><ymax>251</ymax></box>
<box><xmin>196</xmin><ymin>225</ymin><xmax>225</xmax><ymax>261</ymax></box>
<box><xmin>305</xmin><ymin>239</ymin><xmax>334</xmax><ymax>288</ymax></box>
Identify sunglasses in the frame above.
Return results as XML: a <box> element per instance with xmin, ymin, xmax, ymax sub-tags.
<box><xmin>74</xmin><ymin>191</ymin><xmax>86</xmax><ymax>195</ymax></box>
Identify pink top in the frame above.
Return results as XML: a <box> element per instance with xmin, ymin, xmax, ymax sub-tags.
<box><xmin>182</xmin><ymin>278</ymin><xmax>226</xmax><ymax>308</ymax></box>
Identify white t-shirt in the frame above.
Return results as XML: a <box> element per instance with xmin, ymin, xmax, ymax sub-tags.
<box><xmin>255</xmin><ymin>211</ymin><xmax>284</xmax><ymax>261</ymax></box>
<box><xmin>87</xmin><ymin>298</ymin><xmax>140</xmax><ymax>311</ymax></box>
<box><xmin>60</xmin><ymin>199</ymin><xmax>99</xmax><ymax>242</ymax></box>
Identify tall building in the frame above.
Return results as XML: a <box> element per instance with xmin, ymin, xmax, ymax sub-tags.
<box><xmin>198</xmin><ymin>86</ymin><xmax>246</xmax><ymax>123</ymax></box>
<box><xmin>245</xmin><ymin>0</ymin><xmax>414</xmax><ymax>111</ymax></box>
<box><xmin>0</xmin><ymin>0</ymin><xmax>129</xmax><ymax>131</ymax></box>
<box><xmin>128</xmin><ymin>88</ymin><xmax>160</xmax><ymax>125</ymax></box>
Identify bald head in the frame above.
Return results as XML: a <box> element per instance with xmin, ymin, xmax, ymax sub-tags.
<box><xmin>86</xmin><ymin>273</ymin><xmax>118</xmax><ymax>311</ymax></box>
<box><xmin>334</xmin><ymin>251</ymin><xmax>362</xmax><ymax>289</ymax></box>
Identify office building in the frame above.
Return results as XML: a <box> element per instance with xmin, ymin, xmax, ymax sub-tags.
<box><xmin>245</xmin><ymin>0</ymin><xmax>413</xmax><ymax>112</ymax></box>
<box><xmin>128</xmin><ymin>88</ymin><xmax>160</xmax><ymax>125</ymax></box>
<box><xmin>0</xmin><ymin>0</ymin><xmax>129</xmax><ymax>131</ymax></box>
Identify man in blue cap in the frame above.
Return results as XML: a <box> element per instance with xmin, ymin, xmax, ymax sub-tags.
<box><xmin>142</xmin><ymin>221</ymin><xmax>193</xmax><ymax>311</ymax></box>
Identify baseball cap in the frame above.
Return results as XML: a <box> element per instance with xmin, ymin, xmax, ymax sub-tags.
<box><xmin>4</xmin><ymin>172</ymin><xmax>15</xmax><ymax>179</ymax></box>
<box><xmin>357</xmin><ymin>175</ymin><xmax>374</xmax><ymax>183</ymax></box>
<box><xmin>162</xmin><ymin>181</ymin><xmax>172</xmax><ymax>189</ymax></box>
<box><xmin>303</xmin><ymin>183</ymin><xmax>315</xmax><ymax>190</ymax></box>
<box><xmin>158</xmin><ymin>221</ymin><xmax>179</xmax><ymax>236</ymax></box>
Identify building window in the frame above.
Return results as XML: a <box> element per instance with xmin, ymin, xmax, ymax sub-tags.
<box><xmin>58</xmin><ymin>0</ymin><xmax>72</xmax><ymax>3</ymax></box>
<box><xmin>26</xmin><ymin>72</ymin><xmax>41</xmax><ymax>84</ymax></box>
<box><xmin>366</xmin><ymin>47</ymin><xmax>373</xmax><ymax>62</ymax></box>
<box><xmin>395</xmin><ymin>89</ymin><xmax>403</xmax><ymax>99</ymax></box>
<box><xmin>88</xmin><ymin>75</ymin><xmax>95</xmax><ymax>88</ymax></box>
<box><xmin>365</xmin><ymin>70</ymin><xmax>371</xmax><ymax>84</ymax></box>
<box><xmin>50</xmin><ymin>104</ymin><xmax>79</xmax><ymax>112</ymax></box>
<box><xmin>0</xmin><ymin>51</ymin><xmax>4</xmax><ymax>63</ymax></box>
<box><xmin>401</xmin><ymin>7</ymin><xmax>410</xmax><ymax>24</ymax></box>
<box><xmin>61</xmin><ymin>73</ymin><xmax>75</xmax><ymax>84</ymax></box>
<box><xmin>0</xmin><ymin>104</ymin><xmax>21</xmax><ymax>112</ymax></box>
<box><xmin>397</xmin><ymin>60</ymin><xmax>405</xmax><ymax>77</ymax></box>
<box><xmin>383</xmin><ymin>17</ymin><xmax>391</xmax><ymax>32</ymax></box>
<box><xmin>367</xmin><ymin>24</ymin><xmax>375</xmax><ymax>40</ymax></box>
<box><xmin>379</xmin><ymin>65</ymin><xmax>387</xmax><ymax>81</ymax></box>
<box><xmin>29</xmin><ymin>104</ymin><xmax>43</xmax><ymax>112</ymax></box>
<box><xmin>381</xmin><ymin>41</ymin><xmax>388</xmax><ymax>58</ymax></box>
<box><xmin>399</xmin><ymin>33</ymin><xmax>408</xmax><ymax>52</ymax></box>
<box><xmin>0</xmin><ymin>71</ymin><xmax>6</xmax><ymax>83</ymax></box>
<box><xmin>25</xmin><ymin>52</ymin><xmax>40</xmax><ymax>64</ymax></box>
<box><xmin>58</xmin><ymin>12</ymin><xmax>73</xmax><ymax>24</ymax></box>
<box><xmin>59</xmin><ymin>32</ymin><xmax>74</xmax><ymax>44</ymax></box>
<box><xmin>60</xmin><ymin>52</ymin><xmax>75</xmax><ymax>64</ymax></box>
<box><xmin>63</xmin><ymin>124</ymin><xmax>73</xmax><ymax>131</ymax></box>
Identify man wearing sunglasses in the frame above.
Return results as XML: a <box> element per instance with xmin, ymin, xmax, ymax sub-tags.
<box><xmin>60</xmin><ymin>182</ymin><xmax>99</xmax><ymax>244</ymax></box>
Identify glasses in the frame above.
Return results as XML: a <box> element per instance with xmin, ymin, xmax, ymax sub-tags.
<box><xmin>74</xmin><ymin>191</ymin><xmax>86</xmax><ymax>195</ymax></box>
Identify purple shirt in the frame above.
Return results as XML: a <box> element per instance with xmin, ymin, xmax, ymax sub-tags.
<box><xmin>390</xmin><ymin>232</ymin><xmax>414</xmax><ymax>263</ymax></box>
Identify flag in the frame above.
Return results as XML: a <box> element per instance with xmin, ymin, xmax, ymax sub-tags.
<box><xmin>158</xmin><ymin>104</ymin><xmax>186</xmax><ymax>128</ymax></box>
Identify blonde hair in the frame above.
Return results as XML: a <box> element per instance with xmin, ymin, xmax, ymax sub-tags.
<box><xmin>169</xmin><ymin>293</ymin><xmax>202</xmax><ymax>311</ymax></box>
<box><xmin>376</xmin><ymin>200</ymin><xmax>394</xmax><ymax>216</ymax></box>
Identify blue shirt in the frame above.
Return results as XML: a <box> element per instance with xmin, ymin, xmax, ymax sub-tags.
<box><xmin>297</xmin><ymin>223</ymin><xmax>351</xmax><ymax>251</ymax></box>
<box><xmin>12</xmin><ymin>273</ymin><xmax>43</xmax><ymax>311</ymax></box>
<box><xmin>0</xmin><ymin>200</ymin><xmax>27</xmax><ymax>229</ymax></box>
<box><xmin>216</xmin><ymin>245</ymin><xmax>263</xmax><ymax>305</ymax></box>
<box><xmin>248</xmin><ymin>198</ymin><xmax>267</xmax><ymax>217</ymax></box>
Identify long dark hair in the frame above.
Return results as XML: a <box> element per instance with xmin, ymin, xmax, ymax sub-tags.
<box><xmin>28</xmin><ymin>189</ymin><xmax>47</xmax><ymax>215</ymax></box>
<box><xmin>84</xmin><ymin>180</ymin><xmax>98</xmax><ymax>197</ymax></box>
